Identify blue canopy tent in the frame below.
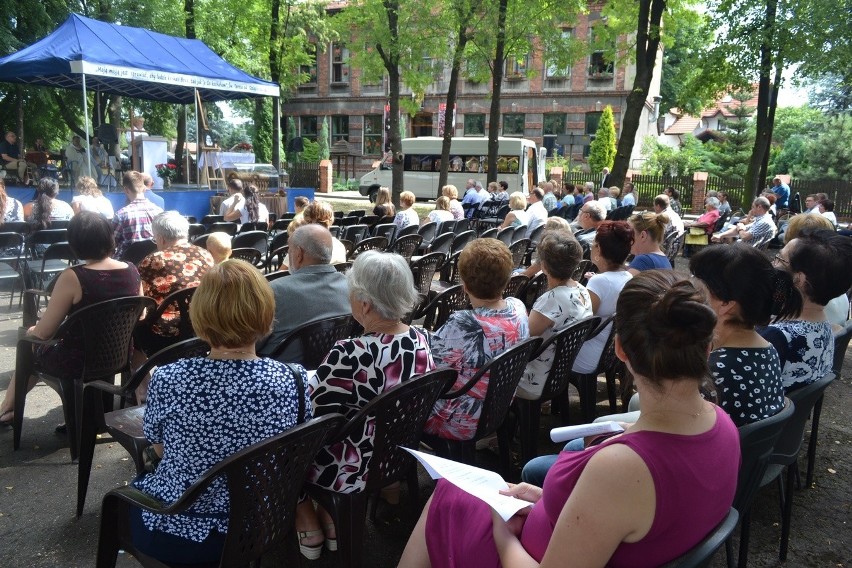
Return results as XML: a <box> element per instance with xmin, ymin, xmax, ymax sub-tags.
<box><xmin>0</xmin><ymin>13</ymin><xmax>280</xmax><ymax>182</ymax></box>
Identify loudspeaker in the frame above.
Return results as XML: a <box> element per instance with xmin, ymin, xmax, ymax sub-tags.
<box><xmin>96</xmin><ymin>123</ymin><xmax>119</xmax><ymax>144</ymax></box>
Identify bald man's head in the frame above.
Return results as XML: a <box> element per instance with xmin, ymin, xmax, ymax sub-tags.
<box><xmin>290</xmin><ymin>223</ymin><xmax>333</xmax><ymax>269</ymax></box>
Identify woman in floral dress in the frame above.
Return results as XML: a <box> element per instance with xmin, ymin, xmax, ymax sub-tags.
<box><xmin>423</xmin><ymin>238</ymin><xmax>529</xmax><ymax>441</ymax></box>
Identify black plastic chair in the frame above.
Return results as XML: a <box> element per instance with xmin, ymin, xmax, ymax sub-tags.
<box><xmin>450</xmin><ymin>230</ymin><xmax>476</xmax><ymax>255</ymax></box>
<box><xmin>395</xmin><ymin>224</ymin><xmax>419</xmax><ymax>240</ymax></box>
<box><xmin>31</xmin><ymin>242</ymin><xmax>76</xmax><ymax>290</ymax></box>
<box><xmin>201</xmin><ymin>214</ymin><xmax>224</xmax><ymax>226</ymax></box>
<box><xmin>135</xmin><ymin>286</ymin><xmax>198</xmax><ymax>350</ymax></box>
<box><xmin>232</xmin><ymin>230</ymin><xmax>269</xmax><ymax>257</ymax></box>
<box><xmin>307</xmin><ymin>369</ymin><xmax>455</xmax><ymax>568</ymax></box>
<box><xmin>372</xmin><ymin>222</ymin><xmax>397</xmax><ymax>242</ymax></box>
<box><xmin>26</xmin><ymin>228</ymin><xmax>68</xmax><ymax>260</ymax></box>
<box><xmin>436</xmin><ymin>250</ymin><xmax>462</xmax><ymax>286</ymax></box>
<box><xmin>739</xmin><ymin>375</ymin><xmax>835</xmax><ymax>565</ymax></box>
<box><xmin>479</xmin><ymin>204</ymin><xmax>510</xmax><ymax>228</ymax></box>
<box><xmin>565</xmin><ymin>316</ymin><xmax>619</xmax><ymax>423</ymax></box>
<box><xmin>416</xmin><ymin>222</ymin><xmax>438</xmax><ymax>253</ymax></box>
<box><xmin>207</xmin><ymin>221</ymin><xmax>238</xmax><ymax>236</ymax></box>
<box><xmin>230</xmin><ymin>247</ymin><xmax>263</xmax><ymax>265</ymax></box>
<box><xmin>511</xmin><ymin>224</ymin><xmax>527</xmax><ymax>243</ymax></box>
<box><xmin>428</xmin><ymin>231</ymin><xmax>454</xmax><ymax>255</ymax></box>
<box><xmin>96</xmin><ymin>413</ymin><xmax>345</xmax><ymax>568</ymax></box>
<box><xmin>0</xmin><ymin>232</ymin><xmax>26</xmax><ymax>307</ymax></box>
<box><xmin>427</xmin><ymin>337</ymin><xmax>542</xmax><ymax>475</ymax></box>
<box><xmin>728</xmin><ymin>398</ymin><xmax>794</xmax><ymax>568</ymax></box>
<box><xmin>349</xmin><ymin>236</ymin><xmax>389</xmax><ymax>260</ymax></box>
<box><xmin>335</xmin><ymin>216</ymin><xmax>359</xmax><ymax>228</ymax></box>
<box><xmin>437</xmin><ymin>219</ymin><xmax>456</xmax><ymax>235</ymax></box>
<box><xmin>347</xmin><ymin>209</ymin><xmax>366</xmax><ymax>218</ymax></box>
<box><xmin>120</xmin><ymin>239</ymin><xmax>158</xmax><ymax>266</ymax></box>
<box><xmin>496</xmin><ymin>226</ymin><xmax>514</xmax><ymax>247</ymax></box>
<box><xmin>664</xmin><ymin>508</ymin><xmax>739</xmax><ymax>568</ymax></box>
<box><xmin>359</xmin><ymin>214</ymin><xmax>380</xmax><ymax>228</ymax></box>
<box><xmin>265</xmin><ymin>231</ymin><xmax>289</xmax><ymax>272</ymax></box>
<box><xmin>268</xmin><ymin>314</ymin><xmax>354</xmax><ymax>369</ymax></box>
<box><xmin>480</xmin><ymin>227</ymin><xmax>499</xmax><ymax>239</ymax></box>
<box><xmin>521</xmin><ymin>271</ymin><xmax>548</xmax><ymax>312</ymax></box>
<box><xmin>187</xmin><ymin>223</ymin><xmax>206</xmax><ymax>241</ymax></box>
<box><xmin>342</xmin><ymin>224</ymin><xmax>370</xmax><ymax>244</ymax></box>
<box><xmin>77</xmin><ymin>338</ymin><xmax>211</xmax><ymax>516</ymax></box>
<box><xmin>503</xmin><ymin>273</ymin><xmax>529</xmax><ymax>300</ymax></box>
<box><xmin>508</xmin><ymin>238</ymin><xmax>530</xmax><ymax>268</ymax></box>
<box><xmin>514</xmin><ymin>317</ymin><xmax>600</xmax><ymax>464</ymax></box>
<box><xmin>12</xmin><ymin>296</ymin><xmax>156</xmax><ymax>461</ymax></box>
<box><xmin>409</xmin><ymin>252</ymin><xmax>446</xmax><ymax>299</ymax></box>
<box><xmin>239</xmin><ymin>221</ymin><xmax>268</xmax><ymax>232</ymax></box>
<box><xmin>386</xmin><ymin>234</ymin><xmax>422</xmax><ymax>262</ymax></box>
<box><xmin>414</xmin><ymin>284</ymin><xmax>470</xmax><ymax>331</ymax></box>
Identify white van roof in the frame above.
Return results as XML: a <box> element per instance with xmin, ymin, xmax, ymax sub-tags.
<box><xmin>401</xmin><ymin>136</ymin><xmax>535</xmax><ymax>153</ymax></box>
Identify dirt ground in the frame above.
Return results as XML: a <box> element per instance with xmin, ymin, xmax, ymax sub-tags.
<box><xmin>0</xmin><ymin>255</ymin><xmax>849</xmax><ymax>567</ymax></box>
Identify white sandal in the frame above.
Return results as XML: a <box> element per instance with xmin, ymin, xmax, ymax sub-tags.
<box><xmin>324</xmin><ymin>523</ymin><xmax>338</xmax><ymax>551</ymax></box>
<box><xmin>298</xmin><ymin>529</ymin><xmax>324</xmax><ymax>560</ymax></box>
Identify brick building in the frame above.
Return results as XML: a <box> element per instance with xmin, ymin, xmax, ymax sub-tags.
<box><xmin>281</xmin><ymin>7</ymin><xmax>662</xmax><ymax>177</ymax></box>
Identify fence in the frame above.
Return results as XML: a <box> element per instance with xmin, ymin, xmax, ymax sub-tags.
<box><xmin>789</xmin><ymin>179</ymin><xmax>852</xmax><ymax>219</ymax></box>
<box><xmin>288</xmin><ymin>161</ymin><xmax>320</xmax><ymax>189</ymax></box>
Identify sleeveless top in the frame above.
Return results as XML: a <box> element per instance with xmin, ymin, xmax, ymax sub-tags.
<box><xmin>520</xmin><ymin>405</ymin><xmax>740</xmax><ymax>566</ymax></box>
<box><xmin>64</xmin><ymin>264</ymin><xmax>141</xmax><ymax>349</ymax></box>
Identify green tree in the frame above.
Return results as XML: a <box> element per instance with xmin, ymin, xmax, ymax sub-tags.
<box><xmin>703</xmin><ymin>92</ymin><xmax>754</xmax><ymax>178</ymax></box>
<box><xmin>641</xmin><ymin>134</ymin><xmax>709</xmax><ymax>176</ymax></box>
<box><xmin>799</xmin><ymin>114</ymin><xmax>852</xmax><ymax>180</ymax></box>
<box><xmin>318</xmin><ymin>116</ymin><xmax>330</xmax><ymax>160</ymax></box>
<box><xmin>588</xmin><ymin>105</ymin><xmax>616</xmax><ymax>173</ymax></box>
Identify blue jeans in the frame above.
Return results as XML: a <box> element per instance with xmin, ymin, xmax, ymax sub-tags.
<box><xmin>521</xmin><ymin>439</ymin><xmax>584</xmax><ymax>487</ymax></box>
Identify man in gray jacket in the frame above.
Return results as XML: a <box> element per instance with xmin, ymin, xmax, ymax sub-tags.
<box><xmin>259</xmin><ymin>224</ymin><xmax>351</xmax><ymax>362</ymax></box>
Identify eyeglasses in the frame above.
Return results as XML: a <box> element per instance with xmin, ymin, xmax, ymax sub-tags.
<box><xmin>773</xmin><ymin>254</ymin><xmax>789</xmax><ymax>267</ymax></box>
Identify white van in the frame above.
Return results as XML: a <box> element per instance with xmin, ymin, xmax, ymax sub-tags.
<box><xmin>359</xmin><ymin>136</ymin><xmax>546</xmax><ymax>201</ymax></box>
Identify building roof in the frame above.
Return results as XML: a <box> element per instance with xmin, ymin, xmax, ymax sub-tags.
<box><xmin>664</xmin><ymin>116</ymin><xmax>701</xmax><ymax>135</ymax></box>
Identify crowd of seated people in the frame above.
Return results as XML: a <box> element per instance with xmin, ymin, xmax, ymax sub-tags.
<box><xmin>2</xmin><ymin>177</ymin><xmax>850</xmax><ymax>567</ymax></box>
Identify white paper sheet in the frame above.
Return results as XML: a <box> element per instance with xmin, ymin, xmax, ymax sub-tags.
<box><xmin>550</xmin><ymin>421</ymin><xmax>623</xmax><ymax>443</ymax></box>
<box><xmin>403</xmin><ymin>448</ymin><xmax>532</xmax><ymax>520</ymax></box>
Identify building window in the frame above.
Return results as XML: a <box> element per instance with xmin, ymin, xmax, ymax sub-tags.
<box><xmin>543</xmin><ymin>113</ymin><xmax>567</xmax><ymax>156</ymax></box>
<box><xmin>505</xmin><ymin>54</ymin><xmax>529</xmax><ymax>79</ymax></box>
<box><xmin>301</xmin><ymin>116</ymin><xmax>318</xmax><ymax>141</ymax></box>
<box><xmin>330</xmin><ymin>43</ymin><xmax>349</xmax><ymax>84</ymax></box>
<box><xmin>331</xmin><ymin>116</ymin><xmax>349</xmax><ymax>143</ymax></box>
<box><xmin>503</xmin><ymin>113</ymin><xmax>525</xmax><ymax>137</ymax></box>
<box><xmin>588</xmin><ymin>29</ymin><xmax>614</xmax><ymax>78</ymax></box>
<box><xmin>363</xmin><ymin>114</ymin><xmax>383</xmax><ymax>155</ymax></box>
<box><xmin>300</xmin><ymin>43</ymin><xmax>317</xmax><ymax>85</ymax></box>
<box><xmin>584</xmin><ymin>111</ymin><xmax>601</xmax><ymax>157</ymax></box>
<box><xmin>464</xmin><ymin>114</ymin><xmax>485</xmax><ymax>136</ymax></box>
<box><xmin>545</xmin><ymin>30</ymin><xmax>573</xmax><ymax>78</ymax></box>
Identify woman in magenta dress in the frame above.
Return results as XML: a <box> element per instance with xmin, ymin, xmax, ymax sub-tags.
<box><xmin>400</xmin><ymin>270</ymin><xmax>740</xmax><ymax>568</ymax></box>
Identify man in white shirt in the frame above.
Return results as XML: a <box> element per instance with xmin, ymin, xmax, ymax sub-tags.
<box><xmin>476</xmin><ymin>181</ymin><xmax>490</xmax><ymax>202</ymax></box>
<box><xmin>542</xmin><ymin>181</ymin><xmax>558</xmax><ymax>212</ymax></box>
<box><xmin>654</xmin><ymin>194</ymin><xmax>684</xmax><ymax>234</ymax></box>
<box><xmin>219</xmin><ymin>178</ymin><xmax>243</xmax><ymax>216</ymax></box>
<box><xmin>597</xmin><ymin>187</ymin><xmax>613</xmax><ymax>212</ymax></box>
<box><xmin>525</xmin><ymin>187</ymin><xmax>548</xmax><ymax>238</ymax></box>
<box><xmin>621</xmin><ymin>182</ymin><xmax>636</xmax><ymax>207</ymax></box>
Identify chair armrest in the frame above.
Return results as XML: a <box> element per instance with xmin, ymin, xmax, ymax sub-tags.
<box><xmin>83</xmin><ymin>378</ymin><xmax>128</xmax><ymax>398</ymax></box>
<box><xmin>441</xmin><ymin>366</ymin><xmax>487</xmax><ymax>400</ymax></box>
<box><xmin>17</xmin><ymin>335</ymin><xmax>61</xmax><ymax>350</ymax></box>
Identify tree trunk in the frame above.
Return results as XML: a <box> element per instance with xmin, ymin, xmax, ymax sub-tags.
<box><xmin>269</xmin><ymin>0</ymin><xmax>283</xmax><ymax>174</ymax></box>
<box><xmin>487</xmin><ymin>0</ymin><xmax>509</xmax><ymax>185</ymax></box>
<box><xmin>16</xmin><ymin>89</ymin><xmax>24</xmax><ymax>150</ymax></box>
<box><xmin>378</xmin><ymin>0</ymin><xmax>403</xmax><ymax>207</ymax></box>
<box><xmin>746</xmin><ymin>0</ymin><xmax>777</xmax><ymax>197</ymax></box>
<box><xmin>438</xmin><ymin>23</ymin><xmax>470</xmax><ymax>194</ymax></box>
<box><xmin>758</xmin><ymin>60</ymin><xmax>783</xmax><ymax>185</ymax></box>
<box><xmin>52</xmin><ymin>91</ymin><xmax>87</xmax><ymax>138</ymax></box>
<box><xmin>610</xmin><ymin>0</ymin><xmax>665</xmax><ymax>189</ymax></box>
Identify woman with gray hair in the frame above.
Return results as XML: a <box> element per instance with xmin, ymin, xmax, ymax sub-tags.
<box><xmin>685</xmin><ymin>196</ymin><xmax>721</xmax><ymax>235</ymax></box>
<box><xmin>135</xmin><ymin>211</ymin><xmax>214</xmax><ymax>356</ymax></box>
<box><xmin>295</xmin><ymin>250</ymin><xmax>435</xmax><ymax>558</ymax></box>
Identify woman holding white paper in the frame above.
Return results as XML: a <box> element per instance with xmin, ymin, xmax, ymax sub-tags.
<box><xmin>399</xmin><ymin>270</ymin><xmax>740</xmax><ymax>568</ymax></box>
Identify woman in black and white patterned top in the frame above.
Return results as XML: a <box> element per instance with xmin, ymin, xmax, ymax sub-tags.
<box><xmin>691</xmin><ymin>244</ymin><xmax>802</xmax><ymax>426</ymax></box>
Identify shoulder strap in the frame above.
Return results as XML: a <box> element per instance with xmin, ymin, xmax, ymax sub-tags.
<box><xmin>282</xmin><ymin>362</ymin><xmax>307</xmax><ymax>424</ymax></box>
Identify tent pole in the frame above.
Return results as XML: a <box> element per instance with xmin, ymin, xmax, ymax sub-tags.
<box><xmin>194</xmin><ymin>88</ymin><xmax>200</xmax><ymax>190</ymax></box>
<box><xmin>184</xmin><ymin>104</ymin><xmax>190</xmax><ymax>184</ymax></box>
<box><xmin>82</xmin><ymin>73</ymin><xmax>92</xmax><ymax>178</ymax></box>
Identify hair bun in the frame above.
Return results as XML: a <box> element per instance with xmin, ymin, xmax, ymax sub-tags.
<box><xmin>647</xmin><ymin>281</ymin><xmax>716</xmax><ymax>347</ymax></box>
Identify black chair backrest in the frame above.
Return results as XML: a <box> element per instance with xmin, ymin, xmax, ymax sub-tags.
<box><xmin>240</xmin><ymin>221</ymin><xmax>268</xmax><ymax>233</ymax></box>
<box><xmin>508</xmin><ymin>238</ymin><xmax>530</xmax><ymax>268</ymax></box>
<box><xmin>663</xmin><ymin>508</ymin><xmax>739</xmax><ymax>568</ymax></box>
<box><xmin>231</xmin><ymin>248</ymin><xmax>263</xmax><ymax>265</ymax></box>
<box><xmin>347</xmin><ymin>209</ymin><xmax>366</xmax><ymax>218</ymax></box>
<box><xmin>388</xmin><ymin>234</ymin><xmax>422</xmax><ymax>262</ymax></box>
<box><xmin>1</xmin><ymin>221</ymin><xmax>30</xmax><ymax>234</ymax></box>
<box><xmin>451</xmin><ymin>230</ymin><xmax>476</xmax><ymax>255</ymax></box>
<box><xmin>772</xmin><ymin>373</ymin><xmax>835</xmax><ymax>465</ymax></box>
<box><xmin>734</xmin><ymin>398</ymin><xmax>794</xmax><ymax>512</ymax></box>
<box><xmin>201</xmin><ymin>214</ymin><xmax>224</xmax><ymax>226</ymax></box>
<box><xmin>713</xmin><ymin>212</ymin><xmax>730</xmax><ymax>233</ymax></box>
<box><xmin>503</xmin><ymin>274</ymin><xmax>529</xmax><ymax>299</ymax></box>
<box><xmin>208</xmin><ymin>221</ymin><xmax>238</xmax><ymax>236</ymax></box>
<box><xmin>271</xmin><ymin>217</ymin><xmax>292</xmax><ymax>232</ymax></box>
<box><xmin>537</xmin><ymin>317</ymin><xmax>600</xmax><ymax>401</ymax></box>
<box><xmin>396</xmin><ymin>224</ymin><xmax>419</xmax><ymax>239</ymax></box>
<box><xmin>437</xmin><ymin>219</ymin><xmax>456</xmax><ymax>235</ymax></box>
<box><xmin>49</xmin><ymin>219</ymin><xmax>71</xmax><ymax>230</ymax></box>
<box><xmin>429</xmin><ymin>232</ymin><xmax>454</xmax><ymax>255</ymax></box>
<box><xmin>666</xmin><ymin>232</ymin><xmax>686</xmax><ymax>264</ymax></box>
<box><xmin>60</xmin><ymin>296</ymin><xmax>156</xmax><ymax>379</ymax></box>
<box><xmin>360</xmin><ymin>214</ymin><xmax>380</xmax><ymax>227</ymax></box>
<box><xmin>333</xmin><ymin>369</ymin><xmax>456</xmax><ymax>494</ymax></box>
<box><xmin>480</xmin><ymin>228</ymin><xmax>499</xmax><ymax>240</ymax></box>
<box><xmin>192</xmin><ymin>234</ymin><xmax>210</xmax><ymax>249</ymax></box>
<box><xmin>232</xmin><ymin>230</ymin><xmax>269</xmax><ymax>253</ymax></box>
<box><xmin>833</xmin><ymin>321</ymin><xmax>852</xmax><ymax>375</ymax></box>
<box><xmin>409</xmin><ymin>252</ymin><xmax>446</xmax><ymax>297</ymax></box>
<box><xmin>455</xmin><ymin>219</ymin><xmax>471</xmax><ymax>233</ymax></box>
<box><xmin>40</xmin><ymin>241</ymin><xmax>76</xmax><ymax>266</ymax></box>
<box><xmin>120</xmin><ymin>239</ymin><xmax>158</xmax><ymax>265</ymax></box>
<box><xmin>416</xmin><ymin>283</ymin><xmax>470</xmax><ymax>331</ymax></box>
<box><xmin>269</xmin><ymin>314</ymin><xmax>354</xmax><ymax>368</ymax></box>
<box><xmin>0</xmin><ymin>232</ymin><xmax>25</xmax><ymax>260</ymax></box>
<box><xmin>417</xmin><ymin>221</ymin><xmax>438</xmax><ymax>246</ymax></box>
<box><xmin>328</xmin><ymin>225</ymin><xmax>341</xmax><ymax>238</ymax></box>
<box><xmin>123</xmin><ymin>338</ymin><xmax>211</xmax><ymax>400</ymax></box>
<box><xmin>333</xmin><ymin>261</ymin><xmax>351</xmax><ymax>273</ymax></box>
<box><xmin>373</xmin><ymin>223</ymin><xmax>397</xmax><ymax>242</ymax></box>
<box><xmin>342</xmin><ymin>224</ymin><xmax>369</xmax><ymax>243</ymax></box>
<box><xmin>438</xmin><ymin>250</ymin><xmax>463</xmax><ymax>285</ymax></box>
<box><xmin>496</xmin><ymin>226</ymin><xmax>514</xmax><ymax>246</ymax></box>
<box><xmin>522</xmin><ymin>272</ymin><xmax>548</xmax><ymax>311</ymax></box>
<box><xmin>187</xmin><ymin>223</ymin><xmax>206</xmax><ymax>240</ymax></box>
<box><xmin>350</xmin><ymin>236</ymin><xmax>389</xmax><ymax>259</ymax></box>
<box><xmin>336</xmin><ymin>216</ymin><xmax>359</xmax><ymax>227</ymax></box>
<box><xmin>528</xmin><ymin>224</ymin><xmax>545</xmax><ymax>245</ymax></box>
<box><xmin>511</xmin><ymin>225</ymin><xmax>527</xmax><ymax>243</ymax></box>
<box><xmin>28</xmin><ymin>228</ymin><xmax>68</xmax><ymax>248</ymax></box>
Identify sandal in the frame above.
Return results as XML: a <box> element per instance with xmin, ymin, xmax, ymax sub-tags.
<box><xmin>0</xmin><ymin>409</ymin><xmax>12</xmax><ymax>427</ymax></box>
<box><xmin>324</xmin><ymin>523</ymin><xmax>338</xmax><ymax>552</ymax></box>
<box><xmin>297</xmin><ymin>529</ymin><xmax>324</xmax><ymax>560</ymax></box>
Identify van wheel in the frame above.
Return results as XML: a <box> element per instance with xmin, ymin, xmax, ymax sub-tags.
<box><xmin>368</xmin><ymin>186</ymin><xmax>379</xmax><ymax>203</ymax></box>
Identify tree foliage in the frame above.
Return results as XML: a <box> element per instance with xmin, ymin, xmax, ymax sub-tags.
<box><xmin>588</xmin><ymin>105</ymin><xmax>616</xmax><ymax>173</ymax></box>
<box><xmin>641</xmin><ymin>135</ymin><xmax>709</xmax><ymax>176</ymax></box>
<box><xmin>701</xmin><ymin>91</ymin><xmax>755</xmax><ymax>178</ymax></box>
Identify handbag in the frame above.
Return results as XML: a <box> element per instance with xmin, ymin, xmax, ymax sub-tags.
<box><xmin>685</xmin><ymin>226</ymin><xmax>709</xmax><ymax>246</ymax></box>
